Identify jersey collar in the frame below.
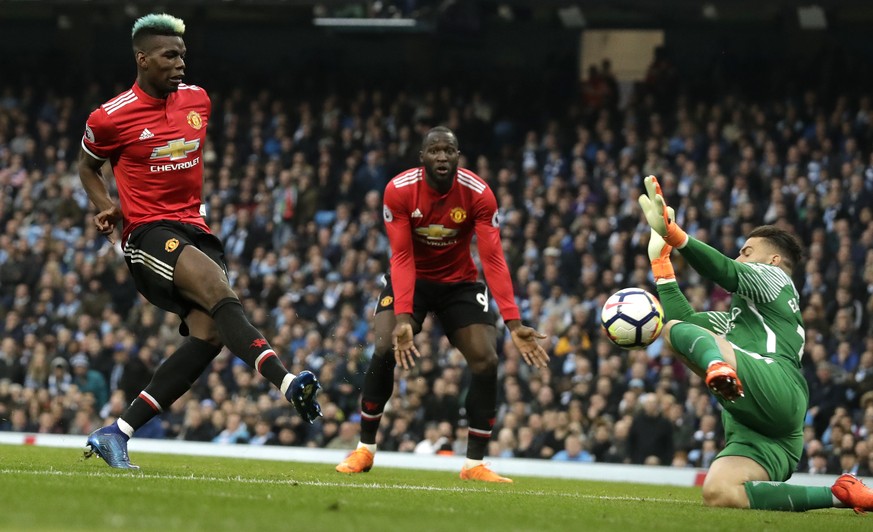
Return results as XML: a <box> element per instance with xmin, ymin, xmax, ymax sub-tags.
<box><xmin>132</xmin><ymin>81</ymin><xmax>173</xmax><ymax>107</ymax></box>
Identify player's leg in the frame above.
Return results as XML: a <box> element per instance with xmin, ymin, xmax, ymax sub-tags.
<box><xmin>662</xmin><ymin>320</ymin><xmax>742</xmax><ymax>400</ymax></box>
<box><xmin>359</xmin><ymin>310</ymin><xmax>406</xmax><ymax>442</ymax></box>
<box><xmin>704</xmin><ymin>346</ymin><xmax>860</xmax><ymax>511</ymax></box>
<box><xmin>708</xmin><ymin>451</ymin><xmax>872</xmax><ymax>511</ymax></box>
<box><xmin>115</xmin><ymin>308</ymin><xmax>221</xmax><ymax>437</ymax></box>
<box><xmin>702</xmin><ymin>455</ymin><xmax>769</xmax><ymax>508</ymax></box>
<box><xmin>448</xmin><ymin>323</ymin><xmax>511</xmax><ymax>483</ymax></box>
<box><xmin>87</xmin><ymin>310</ymin><xmax>221</xmax><ymax>467</ymax></box>
<box><xmin>336</xmin><ymin>310</ymin><xmax>396</xmax><ymax>473</ymax></box>
<box><xmin>706</xmin><ymin>421</ymin><xmax>838</xmax><ymax>512</ymax></box>
<box><xmin>439</xmin><ymin>282</ymin><xmax>511</xmax><ymax>482</ymax></box>
<box><xmin>172</xmin><ymin>228</ymin><xmax>320</xmax><ymax>422</ymax></box>
<box><xmin>449</xmin><ymin>323</ymin><xmax>499</xmax><ymax>460</ymax></box>
<box><xmin>337</xmin><ymin>284</ymin><xmax>424</xmax><ymax>473</ymax></box>
<box><xmin>705</xmin><ymin>454</ymin><xmax>838</xmax><ymax>511</ymax></box>
<box><xmin>86</xmin><ymin>225</ymin><xmax>225</xmax><ymax>468</ymax></box>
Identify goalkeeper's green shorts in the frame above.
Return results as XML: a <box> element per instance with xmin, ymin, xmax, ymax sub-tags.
<box><xmin>714</xmin><ymin>345</ymin><xmax>808</xmax><ymax>482</ymax></box>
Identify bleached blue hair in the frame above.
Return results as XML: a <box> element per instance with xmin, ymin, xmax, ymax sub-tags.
<box><xmin>131</xmin><ymin>13</ymin><xmax>185</xmax><ymax>43</ymax></box>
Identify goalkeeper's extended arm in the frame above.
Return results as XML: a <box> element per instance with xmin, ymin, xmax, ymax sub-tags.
<box><xmin>639</xmin><ymin>175</ymin><xmax>739</xmax><ymax>292</ymax></box>
<box><xmin>676</xmin><ymin>237</ymin><xmax>740</xmax><ymax>293</ymax></box>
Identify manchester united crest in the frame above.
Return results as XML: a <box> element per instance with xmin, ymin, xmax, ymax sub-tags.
<box><xmin>380</xmin><ymin>296</ymin><xmax>394</xmax><ymax>307</ymax></box>
<box><xmin>187</xmin><ymin>111</ymin><xmax>203</xmax><ymax>130</ymax></box>
<box><xmin>450</xmin><ymin>207</ymin><xmax>467</xmax><ymax>223</ymax></box>
<box><xmin>165</xmin><ymin>238</ymin><xmax>180</xmax><ymax>252</ymax></box>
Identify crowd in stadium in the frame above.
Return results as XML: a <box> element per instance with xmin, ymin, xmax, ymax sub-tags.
<box><xmin>1</xmin><ymin>55</ymin><xmax>873</xmax><ymax>477</ymax></box>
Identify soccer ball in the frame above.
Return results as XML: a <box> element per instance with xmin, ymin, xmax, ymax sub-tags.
<box><xmin>600</xmin><ymin>288</ymin><xmax>665</xmax><ymax>349</ymax></box>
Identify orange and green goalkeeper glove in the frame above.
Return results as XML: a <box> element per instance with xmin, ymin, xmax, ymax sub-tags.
<box><xmin>638</xmin><ymin>175</ymin><xmax>688</xmax><ymax>248</ymax></box>
<box><xmin>647</xmin><ymin>208</ymin><xmax>675</xmax><ymax>282</ymax></box>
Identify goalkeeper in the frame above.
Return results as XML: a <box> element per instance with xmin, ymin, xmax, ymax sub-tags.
<box><xmin>638</xmin><ymin>175</ymin><xmax>873</xmax><ymax>513</ymax></box>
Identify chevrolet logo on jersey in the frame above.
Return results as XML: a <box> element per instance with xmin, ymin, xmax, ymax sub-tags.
<box><xmin>150</xmin><ymin>138</ymin><xmax>200</xmax><ymax>161</ymax></box>
<box><xmin>415</xmin><ymin>224</ymin><xmax>458</xmax><ymax>240</ymax></box>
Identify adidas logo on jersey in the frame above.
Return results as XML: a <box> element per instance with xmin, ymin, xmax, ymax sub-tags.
<box><xmin>411</xmin><ymin>208</ymin><xmax>423</xmax><ymax>218</ymax></box>
<box><xmin>139</xmin><ymin>128</ymin><xmax>154</xmax><ymax>140</ymax></box>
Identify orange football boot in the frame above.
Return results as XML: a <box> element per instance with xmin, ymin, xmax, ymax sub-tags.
<box><xmin>460</xmin><ymin>464</ymin><xmax>513</xmax><ymax>483</ymax></box>
<box><xmin>832</xmin><ymin>473</ymin><xmax>873</xmax><ymax>514</ymax></box>
<box><xmin>705</xmin><ymin>361</ymin><xmax>744</xmax><ymax>402</ymax></box>
<box><xmin>336</xmin><ymin>447</ymin><xmax>374</xmax><ymax>474</ymax></box>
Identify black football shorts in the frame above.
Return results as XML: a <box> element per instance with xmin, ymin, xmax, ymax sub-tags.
<box><xmin>375</xmin><ymin>274</ymin><xmax>497</xmax><ymax>336</ymax></box>
<box><xmin>123</xmin><ymin>220</ymin><xmax>228</xmax><ymax>333</ymax></box>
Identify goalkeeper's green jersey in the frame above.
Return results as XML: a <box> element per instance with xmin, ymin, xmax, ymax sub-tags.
<box><xmin>661</xmin><ymin>237</ymin><xmax>805</xmax><ymax>369</ymax></box>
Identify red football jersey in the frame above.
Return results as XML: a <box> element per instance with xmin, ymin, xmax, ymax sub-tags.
<box><xmin>81</xmin><ymin>82</ymin><xmax>211</xmax><ymax>244</ymax></box>
<box><xmin>382</xmin><ymin>167</ymin><xmax>520</xmax><ymax>321</ymax></box>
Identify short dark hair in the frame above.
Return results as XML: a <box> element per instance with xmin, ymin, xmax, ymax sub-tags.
<box><xmin>421</xmin><ymin>126</ymin><xmax>456</xmax><ymax>150</ymax></box>
<box><xmin>747</xmin><ymin>225</ymin><xmax>803</xmax><ymax>272</ymax></box>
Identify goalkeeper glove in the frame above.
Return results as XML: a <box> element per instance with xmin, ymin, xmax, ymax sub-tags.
<box><xmin>647</xmin><ymin>207</ymin><xmax>676</xmax><ymax>282</ymax></box>
<box><xmin>638</xmin><ymin>175</ymin><xmax>688</xmax><ymax>248</ymax></box>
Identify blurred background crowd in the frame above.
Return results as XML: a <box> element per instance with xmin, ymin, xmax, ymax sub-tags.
<box><xmin>2</xmin><ymin>2</ymin><xmax>873</xmax><ymax>478</ymax></box>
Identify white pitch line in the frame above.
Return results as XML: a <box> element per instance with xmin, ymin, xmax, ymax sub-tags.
<box><xmin>0</xmin><ymin>468</ymin><xmax>693</xmax><ymax>505</ymax></box>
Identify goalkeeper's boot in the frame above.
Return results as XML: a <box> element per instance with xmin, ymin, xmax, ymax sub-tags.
<box><xmin>336</xmin><ymin>447</ymin><xmax>375</xmax><ymax>473</ymax></box>
<box><xmin>84</xmin><ymin>424</ymin><xmax>139</xmax><ymax>469</ymax></box>
<box><xmin>831</xmin><ymin>473</ymin><xmax>873</xmax><ymax>514</ymax></box>
<box><xmin>285</xmin><ymin>370</ymin><xmax>323</xmax><ymax>424</ymax></box>
<box><xmin>705</xmin><ymin>361</ymin><xmax>744</xmax><ymax>402</ymax></box>
<box><xmin>460</xmin><ymin>464</ymin><xmax>513</xmax><ymax>483</ymax></box>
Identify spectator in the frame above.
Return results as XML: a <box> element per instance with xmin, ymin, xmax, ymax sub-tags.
<box><xmin>627</xmin><ymin>394</ymin><xmax>673</xmax><ymax>465</ymax></box>
<box><xmin>70</xmin><ymin>354</ymin><xmax>108</xmax><ymax>410</ymax></box>
<box><xmin>212</xmin><ymin>412</ymin><xmax>249</xmax><ymax>444</ymax></box>
<box><xmin>327</xmin><ymin>421</ymin><xmax>359</xmax><ymax>450</ymax></box>
<box><xmin>552</xmin><ymin>433</ymin><xmax>594</xmax><ymax>462</ymax></box>
<box><xmin>46</xmin><ymin>357</ymin><xmax>72</xmax><ymax>397</ymax></box>
<box><xmin>414</xmin><ymin>422</ymin><xmax>449</xmax><ymax>454</ymax></box>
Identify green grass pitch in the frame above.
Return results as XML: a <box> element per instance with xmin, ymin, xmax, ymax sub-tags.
<box><xmin>0</xmin><ymin>445</ymin><xmax>869</xmax><ymax>531</ymax></box>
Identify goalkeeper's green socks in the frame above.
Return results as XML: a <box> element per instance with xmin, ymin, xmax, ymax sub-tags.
<box><xmin>745</xmin><ymin>481</ymin><xmax>837</xmax><ymax>511</ymax></box>
<box><xmin>668</xmin><ymin>322</ymin><xmax>724</xmax><ymax>371</ymax></box>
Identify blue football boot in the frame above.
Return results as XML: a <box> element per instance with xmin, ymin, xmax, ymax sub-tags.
<box><xmin>84</xmin><ymin>424</ymin><xmax>140</xmax><ymax>469</ymax></box>
<box><xmin>285</xmin><ymin>370</ymin><xmax>323</xmax><ymax>424</ymax></box>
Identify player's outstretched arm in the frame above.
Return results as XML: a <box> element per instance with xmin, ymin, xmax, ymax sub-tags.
<box><xmin>506</xmin><ymin>320</ymin><xmax>549</xmax><ymax>368</ymax></box>
<box><xmin>641</xmin><ymin>204</ymin><xmax>697</xmax><ymax>322</ymax></box>
<box><xmin>639</xmin><ymin>175</ymin><xmax>743</xmax><ymax>293</ymax></box>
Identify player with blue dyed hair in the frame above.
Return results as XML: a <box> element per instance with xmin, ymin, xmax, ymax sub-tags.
<box><xmin>80</xmin><ymin>13</ymin><xmax>322</xmax><ymax>469</ymax></box>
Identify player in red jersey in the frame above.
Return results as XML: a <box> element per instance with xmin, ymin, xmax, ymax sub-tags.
<box><xmin>336</xmin><ymin>126</ymin><xmax>550</xmax><ymax>482</ymax></box>
<box><xmin>78</xmin><ymin>13</ymin><xmax>321</xmax><ymax>469</ymax></box>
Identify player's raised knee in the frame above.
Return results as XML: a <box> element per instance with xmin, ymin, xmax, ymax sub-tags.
<box><xmin>701</xmin><ymin>482</ymin><xmax>749</xmax><ymax>509</ymax></box>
